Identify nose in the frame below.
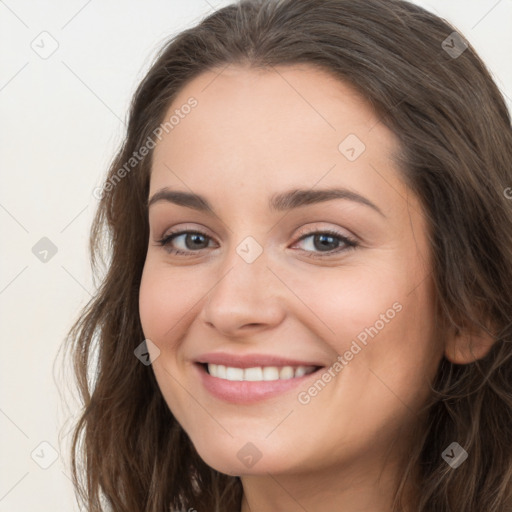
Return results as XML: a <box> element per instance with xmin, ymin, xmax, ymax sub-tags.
<box><xmin>199</xmin><ymin>251</ymin><xmax>287</xmax><ymax>337</ymax></box>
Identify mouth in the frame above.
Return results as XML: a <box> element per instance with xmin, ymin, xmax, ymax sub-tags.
<box><xmin>201</xmin><ymin>362</ymin><xmax>321</xmax><ymax>381</ymax></box>
<box><xmin>194</xmin><ymin>357</ymin><xmax>326</xmax><ymax>404</ymax></box>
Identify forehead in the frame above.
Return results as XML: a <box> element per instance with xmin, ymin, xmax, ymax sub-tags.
<box><xmin>149</xmin><ymin>63</ymin><xmax>409</xmax><ymax>216</ymax></box>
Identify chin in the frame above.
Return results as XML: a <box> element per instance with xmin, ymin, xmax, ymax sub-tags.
<box><xmin>191</xmin><ymin>438</ymin><xmax>291</xmax><ymax>476</ymax></box>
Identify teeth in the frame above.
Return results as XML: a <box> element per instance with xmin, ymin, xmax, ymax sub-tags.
<box><xmin>244</xmin><ymin>367</ymin><xmax>263</xmax><ymax>381</ymax></box>
<box><xmin>294</xmin><ymin>366</ymin><xmax>307</xmax><ymax>377</ymax></box>
<box><xmin>279</xmin><ymin>366</ymin><xmax>294</xmax><ymax>379</ymax></box>
<box><xmin>262</xmin><ymin>366</ymin><xmax>280</xmax><ymax>380</ymax></box>
<box><xmin>207</xmin><ymin>364</ymin><xmax>317</xmax><ymax>381</ymax></box>
<box><xmin>216</xmin><ymin>364</ymin><xmax>226</xmax><ymax>379</ymax></box>
<box><xmin>225</xmin><ymin>366</ymin><xmax>244</xmax><ymax>381</ymax></box>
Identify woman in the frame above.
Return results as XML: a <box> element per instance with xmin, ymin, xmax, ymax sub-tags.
<box><xmin>63</xmin><ymin>0</ymin><xmax>512</xmax><ymax>510</ymax></box>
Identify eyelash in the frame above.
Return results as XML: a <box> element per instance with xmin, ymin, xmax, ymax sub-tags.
<box><xmin>156</xmin><ymin>227</ymin><xmax>359</xmax><ymax>259</ymax></box>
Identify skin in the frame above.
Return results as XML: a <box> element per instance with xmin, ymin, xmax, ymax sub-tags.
<box><xmin>138</xmin><ymin>64</ymin><xmax>485</xmax><ymax>511</ymax></box>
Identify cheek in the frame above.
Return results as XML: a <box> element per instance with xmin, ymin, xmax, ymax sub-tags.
<box><xmin>292</xmin><ymin>271</ymin><xmax>439</xmax><ymax>451</ymax></box>
<box><xmin>303</xmin><ymin>265</ymin><xmax>404</xmax><ymax>347</ymax></box>
<box><xmin>138</xmin><ymin>262</ymin><xmax>193</xmax><ymax>342</ymax></box>
<box><xmin>139</xmin><ymin>267</ymin><xmax>167</xmax><ymax>340</ymax></box>
<box><xmin>138</xmin><ymin>262</ymin><xmax>195</xmax><ymax>417</ymax></box>
<box><xmin>301</xmin><ymin>262</ymin><xmax>440</xmax><ymax>391</ymax></box>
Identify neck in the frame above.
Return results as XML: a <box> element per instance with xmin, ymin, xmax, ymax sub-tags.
<box><xmin>239</xmin><ymin>443</ymin><xmax>420</xmax><ymax>512</ymax></box>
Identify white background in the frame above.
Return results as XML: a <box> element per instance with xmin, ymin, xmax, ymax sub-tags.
<box><xmin>0</xmin><ymin>0</ymin><xmax>510</xmax><ymax>510</ymax></box>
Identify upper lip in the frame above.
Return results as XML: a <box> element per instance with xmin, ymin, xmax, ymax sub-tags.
<box><xmin>195</xmin><ymin>352</ymin><xmax>325</xmax><ymax>369</ymax></box>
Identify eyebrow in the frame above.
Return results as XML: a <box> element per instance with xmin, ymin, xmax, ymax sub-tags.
<box><xmin>147</xmin><ymin>187</ymin><xmax>385</xmax><ymax>217</ymax></box>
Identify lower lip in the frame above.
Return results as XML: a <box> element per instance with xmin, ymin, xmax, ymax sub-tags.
<box><xmin>195</xmin><ymin>363</ymin><xmax>324</xmax><ymax>404</ymax></box>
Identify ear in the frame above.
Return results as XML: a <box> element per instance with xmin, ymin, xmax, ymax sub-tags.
<box><xmin>444</xmin><ymin>321</ymin><xmax>496</xmax><ymax>365</ymax></box>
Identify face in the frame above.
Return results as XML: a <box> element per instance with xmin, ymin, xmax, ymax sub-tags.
<box><xmin>139</xmin><ymin>64</ymin><xmax>444</xmax><ymax>478</ymax></box>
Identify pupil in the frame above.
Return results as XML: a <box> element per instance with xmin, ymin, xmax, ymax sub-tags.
<box><xmin>315</xmin><ymin>234</ymin><xmax>338</xmax><ymax>251</ymax></box>
<box><xmin>183</xmin><ymin>233</ymin><xmax>340</xmax><ymax>251</ymax></box>
<box><xmin>188</xmin><ymin>233</ymin><xmax>207</xmax><ymax>249</ymax></box>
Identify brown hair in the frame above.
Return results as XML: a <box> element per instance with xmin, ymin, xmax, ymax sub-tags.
<box><xmin>60</xmin><ymin>0</ymin><xmax>512</xmax><ymax>510</ymax></box>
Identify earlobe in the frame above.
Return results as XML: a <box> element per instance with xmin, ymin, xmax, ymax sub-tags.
<box><xmin>444</xmin><ymin>323</ymin><xmax>496</xmax><ymax>365</ymax></box>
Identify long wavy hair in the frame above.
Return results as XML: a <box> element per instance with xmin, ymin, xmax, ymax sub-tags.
<box><xmin>59</xmin><ymin>0</ymin><xmax>512</xmax><ymax>510</ymax></box>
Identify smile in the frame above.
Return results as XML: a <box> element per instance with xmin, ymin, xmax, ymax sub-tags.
<box><xmin>193</xmin><ymin>354</ymin><xmax>325</xmax><ymax>405</ymax></box>
<box><xmin>206</xmin><ymin>363</ymin><xmax>318</xmax><ymax>381</ymax></box>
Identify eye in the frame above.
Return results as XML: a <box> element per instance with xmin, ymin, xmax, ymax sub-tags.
<box><xmin>155</xmin><ymin>227</ymin><xmax>359</xmax><ymax>258</ymax></box>
<box><xmin>156</xmin><ymin>229</ymin><xmax>215</xmax><ymax>255</ymax></box>
<box><xmin>291</xmin><ymin>228</ymin><xmax>359</xmax><ymax>258</ymax></box>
